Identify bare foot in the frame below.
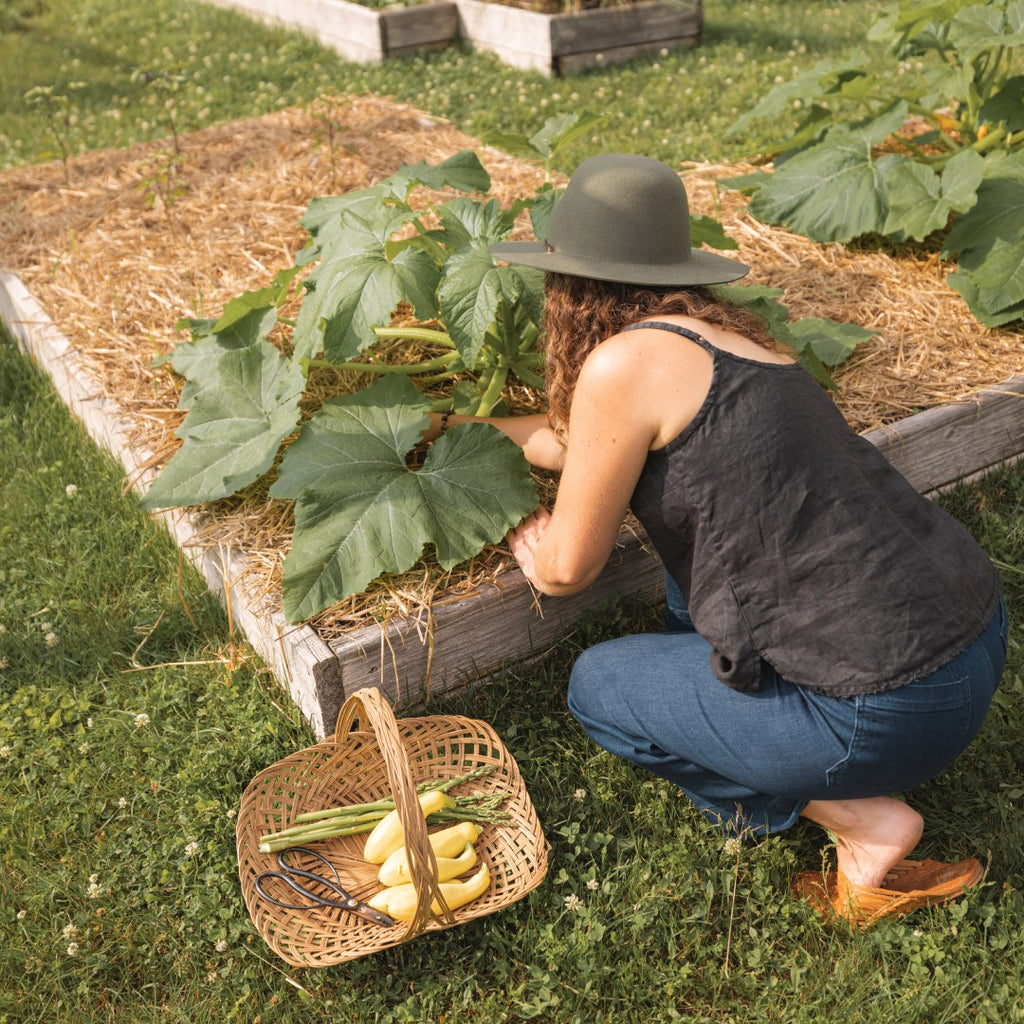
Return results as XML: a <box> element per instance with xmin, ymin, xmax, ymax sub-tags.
<box><xmin>800</xmin><ymin>797</ymin><xmax>923</xmax><ymax>889</ymax></box>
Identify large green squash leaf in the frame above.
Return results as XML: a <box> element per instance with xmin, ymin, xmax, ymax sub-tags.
<box><xmin>171</xmin><ymin>304</ymin><xmax>277</xmax><ymax>402</ymax></box>
<box><xmin>942</xmin><ymin>153</ymin><xmax>1024</xmax><ymax>321</ymax></box>
<box><xmin>745</xmin><ymin>103</ymin><xmax>910</xmax><ymax>241</ymax></box>
<box><xmin>949</xmin><ymin>2</ymin><xmax>1024</xmax><ymax>60</ymax></box>
<box><xmin>786</xmin><ymin>318</ymin><xmax>878</xmax><ymax>367</ymax></box>
<box><xmin>437</xmin><ymin>239</ymin><xmax>544</xmax><ymax>367</ymax></box>
<box><xmin>387</xmin><ymin>149</ymin><xmax>491</xmax><ymax>196</ymax></box>
<box><xmin>273</xmin><ymin>375</ymin><xmax>537</xmax><ymax>622</ymax></box>
<box><xmin>141</xmin><ymin>340</ymin><xmax>304</xmax><ymax>509</ymax></box>
<box><xmin>298</xmin><ymin>150</ymin><xmax>491</xmax><ymax>264</ymax></box>
<box><xmin>291</xmin><ymin>211</ymin><xmax>441</xmax><ymax>363</ymax></box>
<box><xmin>712</xmin><ymin>282</ymin><xmax>876</xmax><ymax>385</ymax></box>
<box><xmin>882</xmin><ymin>147</ymin><xmax>985</xmax><ymax>239</ymax></box>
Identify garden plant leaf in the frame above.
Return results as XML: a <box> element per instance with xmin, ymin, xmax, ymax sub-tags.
<box><xmin>437</xmin><ymin>239</ymin><xmax>544</xmax><ymax>366</ymax></box>
<box><xmin>273</xmin><ymin>375</ymin><xmax>537</xmax><ymax>622</ymax></box>
<box><xmin>745</xmin><ymin>103</ymin><xmax>909</xmax><ymax>241</ymax></box>
<box><xmin>292</xmin><ymin>211</ymin><xmax>441</xmax><ymax>362</ymax></box>
<box><xmin>141</xmin><ymin>340</ymin><xmax>305</xmax><ymax>509</ymax></box>
<box><xmin>881</xmin><ymin>147</ymin><xmax>985</xmax><ymax>240</ymax></box>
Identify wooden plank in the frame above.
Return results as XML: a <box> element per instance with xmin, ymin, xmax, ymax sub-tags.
<box><xmin>549</xmin><ymin>1</ymin><xmax>701</xmax><ymax>53</ymax></box>
<box><xmin>455</xmin><ymin>0</ymin><xmax>555</xmax><ymax>70</ymax></box>
<box><xmin>557</xmin><ymin>33</ymin><xmax>700</xmax><ymax>75</ymax></box>
<box><xmin>205</xmin><ymin>0</ymin><xmax>385</xmax><ymax>60</ymax></box>
<box><xmin>322</xmin><ymin>531</ymin><xmax>665</xmax><ymax>721</ymax></box>
<box><xmin>383</xmin><ymin>4</ymin><xmax>459</xmax><ymax>53</ymax></box>
<box><xmin>862</xmin><ymin>377</ymin><xmax>1024</xmax><ymax>493</ymax></box>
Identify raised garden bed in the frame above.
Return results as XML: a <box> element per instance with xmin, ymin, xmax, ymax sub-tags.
<box><xmin>2</xmin><ymin>97</ymin><xmax>1022</xmax><ymax>736</ymax></box>
<box><xmin>202</xmin><ymin>0</ymin><xmax>702</xmax><ymax>75</ymax></box>
<box><xmin>205</xmin><ymin>0</ymin><xmax>458</xmax><ymax>63</ymax></box>
<box><xmin>454</xmin><ymin>0</ymin><xmax>703</xmax><ymax>75</ymax></box>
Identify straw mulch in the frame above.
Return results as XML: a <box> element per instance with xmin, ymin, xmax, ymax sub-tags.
<box><xmin>2</xmin><ymin>95</ymin><xmax>1021</xmax><ymax>637</ymax></box>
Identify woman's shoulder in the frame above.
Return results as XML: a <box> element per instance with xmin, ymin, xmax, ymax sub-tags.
<box><xmin>621</xmin><ymin>315</ymin><xmax>794</xmax><ymax>366</ymax></box>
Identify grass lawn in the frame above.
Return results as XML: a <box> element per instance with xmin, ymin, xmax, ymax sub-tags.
<box><xmin>2</xmin><ymin>1</ymin><xmax>1023</xmax><ymax>1020</ymax></box>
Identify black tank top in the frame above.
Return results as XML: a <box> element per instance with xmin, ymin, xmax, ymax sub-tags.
<box><xmin>626</xmin><ymin>320</ymin><xmax>1000</xmax><ymax>696</ymax></box>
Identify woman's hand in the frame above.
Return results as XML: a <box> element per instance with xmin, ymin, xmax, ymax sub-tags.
<box><xmin>507</xmin><ymin>506</ymin><xmax>553</xmax><ymax>590</ymax></box>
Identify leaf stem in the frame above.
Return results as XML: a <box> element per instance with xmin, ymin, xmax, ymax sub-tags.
<box><xmin>301</xmin><ymin>351</ymin><xmax>459</xmax><ymax>376</ymax></box>
<box><xmin>372</xmin><ymin>326</ymin><xmax>456</xmax><ymax>348</ymax></box>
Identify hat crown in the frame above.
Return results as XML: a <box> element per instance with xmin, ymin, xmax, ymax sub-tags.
<box><xmin>547</xmin><ymin>154</ymin><xmax>692</xmax><ymax>269</ymax></box>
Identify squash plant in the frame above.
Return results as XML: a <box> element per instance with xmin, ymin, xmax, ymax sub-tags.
<box><xmin>726</xmin><ymin>0</ymin><xmax>1024</xmax><ymax>326</ymax></box>
<box><xmin>142</xmin><ymin>119</ymin><xmax>873</xmax><ymax>623</ymax></box>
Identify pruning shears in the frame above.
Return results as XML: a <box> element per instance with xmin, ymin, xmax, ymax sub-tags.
<box><xmin>254</xmin><ymin>847</ymin><xmax>396</xmax><ymax>927</ymax></box>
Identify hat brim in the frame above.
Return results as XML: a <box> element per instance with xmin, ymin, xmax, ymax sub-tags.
<box><xmin>489</xmin><ymin>240</ymin><xmax>749</xmax><ymax>287</ymax></box>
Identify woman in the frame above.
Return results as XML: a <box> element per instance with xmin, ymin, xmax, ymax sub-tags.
<box><xmin>431</xmin><ymin>153</ymin><xmax>1007</xmax><ymax>926</ymax></box>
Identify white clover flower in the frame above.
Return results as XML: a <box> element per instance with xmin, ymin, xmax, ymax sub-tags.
<box><xmin>134</xmin><ymin>713</ymin><xmax>150</xmax><ymax>729</ymax></box>
<box><xmin>225</xmin><ymin>808</ymin><xmax>236</xmax><ymax>819</ymax></box>
<box><xmin>215</xmin><ymin>939</ymin><xmax>229</xmax><ymax>953</ymax></box>
<box><xmin>586</xmin><ymin>878</ymin><xmax>599</xmax><ymax>891</ymax></box>
<box><xmin>62</xmin><ymin>923</ymin><xmax>78</xmax><ymax>939</ymax></box>
<box><xmin>563</xmin><ymin>894</ymin><xmax>581</xmax><ymax>912</ymax></box>
<box><xmin>17</xmin><ymin>909</ymin><xmax>26</xmax><ymax>920</ymax></box>
<box><xmin>87</xmin><ymin>881</ymin><xmax>102</xmax><ymax>899</ymax></box>
<box><xmin>0</xmin><ymin>746</ymin><xmax>11</xmax><ymax>759</ymax></box>
<box><xmin>86</xmin><ymin>717</ymin><xmax>93</xmax><ymax>729</ymax></box>
<box><xmin>572</xmin><ymin>788</ymin><xmax>587</xmax><ymax>801</ymax></box>
<box><xmin>723</xmin><ymin>837</ymin><xmax>742</xmax><ymax>858</ymax></box>
<box><xmin>66</xmin><ymin>942</ymin><xmax>80</xmax><ymax>957</ymax></box>
<box><xmin>184</xmin><ymin>840</ymin><xmax>201</xmax><ymax>858</ymax></box>
<box><xmin>65</xmin><ymin>484</ymin><xmax>78</xmax><ymax>497</ymax></box>
<box><xmin>79</xmin><ymin>742</ymin><xmax>89</xmax><ymax>755</ymax></box>
<box><xmin>118</xmin><ymin>797</ymin><xmax>128</xmax><ymax>809</ymax></box>
<box><xmin>44</xmin><ymin>632</ymin><xmax>58</xmax><ymax>648</ymax></box>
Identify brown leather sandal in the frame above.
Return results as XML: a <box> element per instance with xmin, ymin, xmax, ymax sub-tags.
<box><xmin>793</xmin><ymin>857</ymin><xmax>984</xmax><ymax>928</ymax></box>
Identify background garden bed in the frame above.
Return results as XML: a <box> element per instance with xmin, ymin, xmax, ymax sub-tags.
<box><xmin>203</xmin><ymin>0</ymin><xmax>702</xmax><ymax>75</ymax></box>
<box><xmin>2</xmin><ymin>96</ymin><xmax>1021</xmax><ymax>735</ymax></box>
<box><xmin>205</xmin><ymin>0</ymin><xmax>458</xmax><ymax>63</ymax></box>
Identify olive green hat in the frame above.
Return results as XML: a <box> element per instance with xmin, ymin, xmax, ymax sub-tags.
<box><xmin>490</xmin><ymin>153</ymin><xmax>749</xmax><ymax>287</ymax></box>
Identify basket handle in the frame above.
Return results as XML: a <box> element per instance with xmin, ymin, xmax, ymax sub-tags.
<box><xmin>335</xmin><ymin>688</ymin><xmax>455</xmax><ymax>935</ymax></box>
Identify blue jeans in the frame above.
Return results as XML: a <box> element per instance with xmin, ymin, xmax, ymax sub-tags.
<box><xmin>567</xmin><ymin>576</ymin><xmax>1008</xmax><ymax>835</ymax></box>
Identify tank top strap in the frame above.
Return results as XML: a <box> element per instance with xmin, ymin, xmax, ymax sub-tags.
<box><xmin>622</xmin><ymin>320</ymin><xmax>716</xmax><ymax>356</ymax></box>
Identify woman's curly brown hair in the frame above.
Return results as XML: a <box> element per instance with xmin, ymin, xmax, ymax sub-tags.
<box><xmin>542</xmin><ymin>273</ymin><xmax>782</xmax><ymax>441</ymax></box>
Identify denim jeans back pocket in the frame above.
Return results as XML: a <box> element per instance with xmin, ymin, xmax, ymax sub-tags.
<box><xmin>824</xmin><ymin>674</ymin><xmax>972</xmax><ymax>797</ymax></box>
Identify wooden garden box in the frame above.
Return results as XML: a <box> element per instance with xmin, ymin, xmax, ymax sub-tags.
<box><xmin>205</xmin><ymin>0</ymin><xmax>459</xmax><ymax>63</ymax></box>
<box><xmin>202</xmin><ymin>0</ymin><xmax>702</xmax><ymax>74</ymax></box>
<box><xmin>3</xmin><ymin>269</ymin><xmax>1021</xmax><ymax>737</ymax></box>
<box><xmin>454</xmin><ymin>0</ymin><xmax>703</xmax><ymax>76</ymax></box>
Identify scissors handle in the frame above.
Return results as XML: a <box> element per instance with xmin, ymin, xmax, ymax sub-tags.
<box><xmin>254</xmin><ymin>847</ymin><xmax>396</xmax><ymax>927</ymax></box>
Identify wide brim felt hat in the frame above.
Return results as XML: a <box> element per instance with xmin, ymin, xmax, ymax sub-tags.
<box><xmin>490</xmin><ymin>153</ymin><xmax>749</xmax><ymax>288</ymax></box>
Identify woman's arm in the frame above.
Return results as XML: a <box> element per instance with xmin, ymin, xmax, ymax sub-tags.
<box><xmin>507</xmin><ymin>324</ymin><xmax>714</xmax><ymax>596</ymax></box>
<box><xmin>507</xmin><ymin>339</ymin><xmax>663</xmax><ymax>596</ymax></box>
<box><xmin>426</xmin><ymin>411</ymin><xmax>564</xmax><ymax>471</ymax></box>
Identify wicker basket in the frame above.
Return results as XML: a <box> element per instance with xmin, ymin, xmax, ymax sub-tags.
<box><xmin>236</xmin><ymin>687</ymin><xmax>548</xmax><ymax>966</ymax></box>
